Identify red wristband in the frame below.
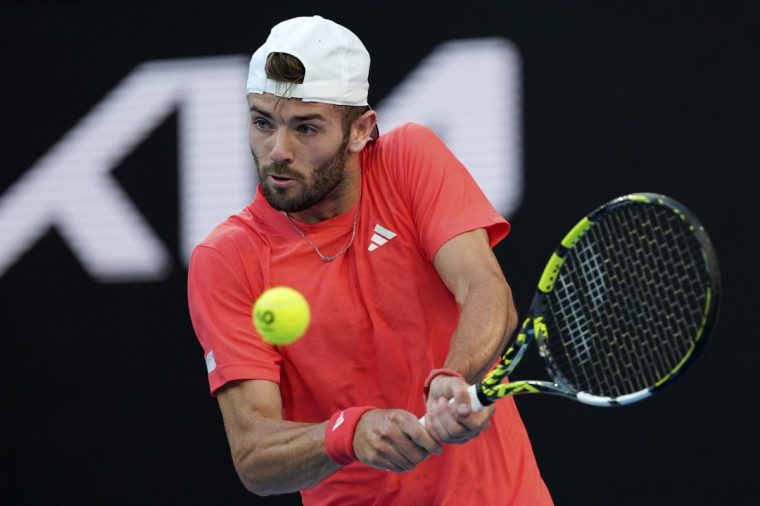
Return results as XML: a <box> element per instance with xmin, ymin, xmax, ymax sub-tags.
<box><xmin>423</xmin><ymin>368</ymin><xmax>465</xmax><ymax>403</ymax></box>
<box><xmin>324</xmin><ymin>406</ymin><xmax>376</xmax><ymax>466</ymax></box>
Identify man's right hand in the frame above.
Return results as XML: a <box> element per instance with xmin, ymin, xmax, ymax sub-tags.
<box><xmin>353</xmin><ymin>409</ymin><xmax>442</xmax><ymax>472</ymax></box>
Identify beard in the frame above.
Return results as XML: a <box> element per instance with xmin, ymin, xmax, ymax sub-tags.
<box><xmin>254</xmin><ymin>136</ymin><xmax>350</xmax><ymax>213</ymax></box>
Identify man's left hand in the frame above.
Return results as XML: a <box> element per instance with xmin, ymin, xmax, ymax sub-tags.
<box><xmin>423</xmin><ymin>374</ymin><xmax>494</xmax><ymax>444</ymax></box>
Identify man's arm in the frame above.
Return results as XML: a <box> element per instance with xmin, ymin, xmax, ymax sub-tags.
<box><xmin>424</xmin><ymin>228</ymin><xmax>517</xmax><ymax>443</ymax></box>
<box><xmin>217</xmin><ymin>379</ymin><xmax>441</xmax><ymax>496</ymax></box>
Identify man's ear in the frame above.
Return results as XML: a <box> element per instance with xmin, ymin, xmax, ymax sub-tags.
<box><xmin>347</xmin><ymin>110</ymin><xmax>378</xmax><ymax>153</ymax></box>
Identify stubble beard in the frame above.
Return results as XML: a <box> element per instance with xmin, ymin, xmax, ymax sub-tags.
<box><xmin>254</xmin><ymin>137</ymin><xmax>350</xmax><ymax>214</ymax></box>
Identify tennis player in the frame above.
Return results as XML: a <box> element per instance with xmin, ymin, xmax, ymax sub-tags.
<box><xmin>188</xmin><ymin>15</ymin><xmax>552</xmax><ymax>505</ymax></box>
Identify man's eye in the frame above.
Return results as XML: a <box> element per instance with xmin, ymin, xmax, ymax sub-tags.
<box><xmin>252</xmin><ymin>118</ymin><xmax>270</xmax><ymax>129</ymax></box>
<box><xmin>297</xmin><ymin>125</ymin><xmax>317</xmax><ymax>135</ymax></box>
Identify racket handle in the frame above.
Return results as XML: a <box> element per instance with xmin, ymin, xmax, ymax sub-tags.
<box><xmin>418</xmin><ymin>384</ymin><xmax>484</xmax><ymax>425</ymax></box>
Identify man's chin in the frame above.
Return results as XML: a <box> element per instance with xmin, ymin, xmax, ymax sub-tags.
<box><xmin>261</xmin><ymin>185</ymin><xmax>305</xmax><ymax>213</ymax></box>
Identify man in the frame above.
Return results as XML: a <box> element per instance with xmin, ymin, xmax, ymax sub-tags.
<box><xmin>188</xmin><ymin>15</ymin><xmax>552</xmax><ymax>505</ymax></box>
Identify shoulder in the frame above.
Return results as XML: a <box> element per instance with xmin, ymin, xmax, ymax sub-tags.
<box><xmin>191</xmin><ymin>205</ymin><xmax>266</xmax><ymax>268</ymax></box>
<box><xmin>362</xmin><ymin>122</ymin><xmax>451</xmax><ymax>175</ymax></box>
<box><xmin>376</xmin><ymin>122</ymin><xmax>442</xmax><ymax>151</ymax></box>
<box><xmin>187</xmin><ymin>206</ymin><xmax>267</xmax><ymax>304</ymax></box>
<box><xmin>197</xmin><ymin>212</ymin><xmax>249</xmax><ymax>251</ymax></box>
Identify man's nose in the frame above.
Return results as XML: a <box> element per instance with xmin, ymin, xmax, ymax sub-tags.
<box><xmin>269</xmin><ymin>128</ymin><xmax>294</xmax><ymax>164</ymax></box>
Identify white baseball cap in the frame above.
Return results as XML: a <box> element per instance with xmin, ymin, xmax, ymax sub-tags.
<box><xmin>246</xmin><ymin>15</ymin><xmax>371</xmax><ymax>107</ymax></box>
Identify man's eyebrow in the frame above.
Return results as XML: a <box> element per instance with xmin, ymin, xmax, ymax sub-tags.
<box><xmin>291</xmin><ymin>113</ymin><xmax>328</xmax><ymax>123</ymax></box>
<box><xmin>248</xmin><ymin>104</ymin><xmax>328</xmax><ymax>123</ymax></box>
<box><xmin>248</xmin><ymin>104</ymin><xmax>272</xmax><ymax>117</ymax></box>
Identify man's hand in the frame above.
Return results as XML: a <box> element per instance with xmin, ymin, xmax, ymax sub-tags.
<box><xmin>424</xmin><ymin>374</ymin><xmax>494</xmax><ymax>444</ymax></box>
<box><xmin>353</xmin><ymin>409</ymin><xmax>442</xmax><ymax>472</ymax></box>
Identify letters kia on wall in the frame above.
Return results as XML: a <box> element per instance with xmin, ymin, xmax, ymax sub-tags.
<box><xmin>0</xmin><ymin>39</ymin><xmax>521</xmax><ymax>282</ymax></box>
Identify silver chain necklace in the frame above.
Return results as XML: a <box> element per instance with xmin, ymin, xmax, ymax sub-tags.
<box><xmin>283</xmin><ymin>198</ymin><xmax>361</xmax><ymax>262</ymax></box>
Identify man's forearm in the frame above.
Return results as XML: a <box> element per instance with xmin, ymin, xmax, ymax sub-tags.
<box><xmin>228</xmin><ymin>416</ymin><xmax>340</xmax><ymax>496</ymax></box>
<box><xmin>443</xmin><ymin>273</ymin><xmax>516</xmax><ymax>383</ymax></box>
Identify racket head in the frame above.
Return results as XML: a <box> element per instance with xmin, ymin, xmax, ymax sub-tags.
<box><xmin>532</xmin><ymin>193</ymin><xmax>720</xmax><ymax>405</ymax></box>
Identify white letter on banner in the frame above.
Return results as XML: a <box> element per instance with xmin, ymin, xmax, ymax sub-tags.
<box><xmin>376</xmin><ymin>38</ymin><xmax>523</xmax><ymax>217</ymax></box>
<box><xmin>0</xmin><ymin>56</ymin><xmax>252</xmax><ymax>281</ymax></box>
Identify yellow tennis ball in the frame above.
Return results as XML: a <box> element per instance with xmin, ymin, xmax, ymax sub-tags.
<box><xmin>252</xmin><ymin>287</ymin><xmax>310</xmax><ymax>345</ymax></box>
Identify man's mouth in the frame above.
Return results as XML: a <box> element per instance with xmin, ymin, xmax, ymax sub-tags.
<box><xmin>267</xmin><ymin>173</ymin><xmax>299</xmax><ymax>188</ymax></box>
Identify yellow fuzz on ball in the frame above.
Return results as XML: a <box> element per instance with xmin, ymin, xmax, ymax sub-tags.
<box><xmin>252</xmin><ymin>286</ymin><xmax>311</xmax><ymax>345</ymax></box>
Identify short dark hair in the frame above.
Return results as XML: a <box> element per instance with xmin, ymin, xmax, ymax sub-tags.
<box><xmin>265</xmin><ymin>52</ymin><xmax>306</xmax><ymax>84</ymax></box>
<box><xmin>265</xmin><ymin>52</ymin><xmax>370</xmax><ymax>136</ymax></box>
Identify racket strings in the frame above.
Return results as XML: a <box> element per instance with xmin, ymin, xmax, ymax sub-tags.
<box><xmin>543</xmin><ymin>204</ymin><xmax>708</xmax><ymax>397</ymax></box>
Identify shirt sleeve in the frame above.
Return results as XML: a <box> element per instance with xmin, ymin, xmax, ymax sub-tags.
<box><xmin>387</xmin><ymin>123</ymin><xmax>510</xmax><ymax>261</ymax></box>
<box><xmin>187</xmin><ymin>241</ymin><xmax>282</xmax><ymax>395</ymax></box>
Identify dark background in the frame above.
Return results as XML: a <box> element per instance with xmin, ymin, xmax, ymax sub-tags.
<box><xmin>2</xmin><ymin>1</ymin><xmax>758</xmax><ymax>504</ymax></box>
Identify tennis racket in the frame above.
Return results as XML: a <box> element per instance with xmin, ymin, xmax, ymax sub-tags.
<box><xmin>427</xmin><ymin>193</ymin><xmax>720</xmax><ymax>416</ymax></box>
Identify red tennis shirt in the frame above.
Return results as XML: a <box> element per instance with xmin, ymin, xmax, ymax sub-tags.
<box><xmin>188</xmin><ymin>123</ymin><xmax>552</xmax><ymax>505</ymax></box>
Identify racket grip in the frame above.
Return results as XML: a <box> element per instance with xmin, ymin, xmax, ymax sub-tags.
<box><xmin>418</xmin><ymin>384</ymin><xmax>484</xmax><ymax>425</ymax></box>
